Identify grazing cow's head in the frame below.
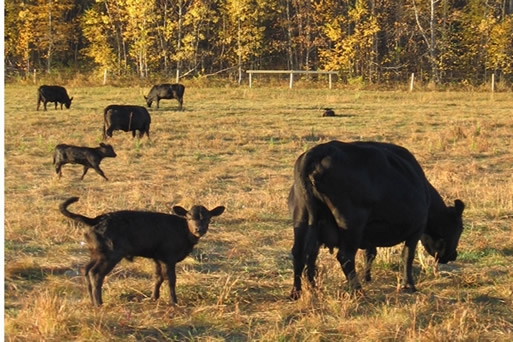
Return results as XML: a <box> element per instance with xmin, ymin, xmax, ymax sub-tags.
<box><xmin>173</xmin><ymin>205</ymin><xmax>225</xmax><ymax>238</ymax></box>
<box><xmin>65</xmin><ymin>97</ymin><xmax>73</xmax><ymax>109</ymax></box>
<box><xmin>421</xmin><ymin>200</ymin><xmax>465</xmax><ymax>263</ymax></box>
<box><xmin>144</xmin><ymin>96</ymin><xmax>152</xmax><ymax>108</ymax></box>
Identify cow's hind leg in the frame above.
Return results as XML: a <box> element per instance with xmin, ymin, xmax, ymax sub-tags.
<box><xmin>304</xmin><ymin>226</ymin><xmax>320</xmax><ymax>289</ymax></box>
<box><xmin>89</xmin><ymin>255</ymin><xmax>122</xmax><ymax>306</ymax></box>
<box><xmin>400</xmin><ymin>238</ymin><xmax>419</xmax><ymax>292</ymax></box>
<box><xmin>364</xmin><ymin>247</ymin><xmax>377</xmax><ymax>282</ymax></box>
<box><xmin>82</xmin><ymin>259</ymin><xmax>99</xmax><ymax>305</ymax></box>
<box><xmin>291</xmin><ymin>225</ymin><xmax>307</xmax><ymax>300</ymax></box>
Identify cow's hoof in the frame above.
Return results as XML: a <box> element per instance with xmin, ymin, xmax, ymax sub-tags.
<box><xmin>400</xmin><ymin>285</ymin><xmax>417</xmax><ymax>293</ymax></box>
<box><xmin>350</xmin><ymin>287</ymin><xmax>365</xmax><ymax>298</ymax></box>
<box><xmin>290</xmin><ymin>289</ymin><xmax>301</xmax><ymax>301</ymax></box>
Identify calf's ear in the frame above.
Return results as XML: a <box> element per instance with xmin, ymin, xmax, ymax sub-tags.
<box><xmin>144</xmin><ymin>96</ymin><xmax>148</xmax><ymax>100</ymax></box>
<box><xmin>173</xmin><ymin>206</ymin><xmax>188</xmax><ymax>217</ymax></box>
<box><xmin>100</xmin><ymin>143</ymin><xmax>106</xmax><ymax>147</ymax></box>
<box><xmin>209</xmin><ymin>206</ymin><xmax>225</xmax><ymax>217</ymax></box>
<box><xmin>454</xmin><ymin>200</ymin><xmax>465</xmax><ymax>216</ymax></box>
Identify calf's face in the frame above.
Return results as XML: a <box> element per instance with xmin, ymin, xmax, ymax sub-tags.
<box><xmin>173</xmin><ymin>205</ymin><xmax>225</xmax><ymax>237</ymax></box>
<box><xmin>99</xmin><ymin>143</ymin><xmax>117</xmax><ymax>158</ymax></box>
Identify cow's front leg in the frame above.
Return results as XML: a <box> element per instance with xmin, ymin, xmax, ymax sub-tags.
<box><xmin>336</xmin><ymin>247</ymin><xmax>361</xmax><ymax>292</ymax></box>
<box><xmin>364</xmin><ymin>247</ymin><xmax>377</xmax><ymax>282</ymax></box>
<box><xmin>401</xmin><ymin>239</ymin><xmax>418</xmax><ymax>292</ymax></box>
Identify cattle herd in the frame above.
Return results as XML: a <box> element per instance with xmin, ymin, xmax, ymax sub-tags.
<box><xmin>43</xmin><ymin>84</ymin><xmax>465</xmax><ymax>306</ymax></box>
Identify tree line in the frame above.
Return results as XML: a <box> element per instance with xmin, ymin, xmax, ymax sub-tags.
<box><xmin>5</xmin><ymin>0</ymin><xmax>513</xmax><ymax>85</ymax></box>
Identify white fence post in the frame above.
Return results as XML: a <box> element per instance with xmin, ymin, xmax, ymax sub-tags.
<box><xmin>249</xmin><ymin>72</ymin><xmax>252</xmax><ymax>88</ymax></box>
<box><xmin>491</xmin><ymin>74</ymin><xmax>495</xmax><ymax>92</ymax></box>
<box><xmin>289</xmin><ymin>72</ymin><xmax>294</xmax><ymax>89</ymax></box>
<box><xmin>103</xmin><ymin>69</ymin><xmax>107</xmax><ymax>85</ymax></box>
<box><xmin>409</xmin><ymin>73</ymin><xmax>415</xmax><ymax>92</ymax></box>
<box><xmin>33</xmin><ymin>69</ymin><xmax>37</xmax><ymax>84</ymax></box>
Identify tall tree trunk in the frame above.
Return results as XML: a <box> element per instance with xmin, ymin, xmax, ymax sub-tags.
<box><xmin>412</xmin><ymin>0</ymin><xmax>439</xmax><ymax>84</ymax></box>
<box><xmin>47</xmin><ymin>0</ymin><xmax>53</xmax><ymax>73</ymax></box>
<box><xmin>237</xmin><ymin>17</ymin><xmax>242</xmax><ymax>84</ymax></box>
<box><xmin>286</xmin><ymin>0</ymin><xmax>294</xmax><ymax>69</ymax></box>
<box><xmin>429</xmin><ymin>0</ymin><xmax>439</xmax><ymax>83</ymax></box>
<box><xmin>176</xmin><ymin>0</ymin><xmax>183</xmax><ymax>83</ymax></box>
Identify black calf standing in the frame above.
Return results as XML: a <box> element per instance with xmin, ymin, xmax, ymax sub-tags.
<box><xmin>53</xmin><ymin>143</ymin><xmax>117</xmax><ymax>180</ymax></box>
<box><xmin>59</xmin><ymin>197</ymin><xmax>225</xmax><ymax>306</ymax></box>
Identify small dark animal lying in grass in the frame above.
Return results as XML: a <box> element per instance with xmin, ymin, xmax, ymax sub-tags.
<box><xmin>322</xmin><ymin>108</ymin><xmax>335</xmax><ymax>117</ymax></box>
<box><xmin>53</xmin><ymin>143</ymin><xmax>117</xmax><ymax>180</ymax></box>
<box><xmin>59</xmin><ymin>197</ymin><xmax>225</xmax><ymax>306</ymax></box>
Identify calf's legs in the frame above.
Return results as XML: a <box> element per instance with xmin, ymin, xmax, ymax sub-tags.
<box><xmin>152</xmin><ymin>261</ymin><xmax>165</xmax><ymax>300</ymax></box>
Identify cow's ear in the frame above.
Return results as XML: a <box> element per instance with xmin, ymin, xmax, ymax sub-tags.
<box><xmin>209</xmin><ymin>206</ymin><xmax>225</xmax><ymax>217</ymax></box>
<box><xmin>144</xmin><ymin>96</ymin><xmax>147</xmax><ymax>100</ymax></box>
<box><xmin>100</xmin><ymin>143</ymin><xmax>106</xmax><ymax>147</ymax></box>
<box><xmin>454</xmin><ymin>200</ymin><xmax>465</xmax><ymax>216</ymax></box>
<box><xmin>70</xmin><ymin>97</ymin><xmax>73</xmax><ymax>101</ymax></box>
<box><xmin>173</xmin><ymin>206</ymin><xmax>188</xmax><ymax>217</ymax></box>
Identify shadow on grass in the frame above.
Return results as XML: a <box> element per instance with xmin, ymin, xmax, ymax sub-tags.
<box><xmin>113</xmin><ymin>324</ymin><xmax>248</xmax><ymax>341</ymax></box>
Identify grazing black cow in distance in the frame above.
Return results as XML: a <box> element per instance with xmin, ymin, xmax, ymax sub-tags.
<box><xmin>144</xmin><ymin>83</ymin><xmax>185</xmax><ymax>110</ymax></box>
<box><xmin>37</xmin><ymin>85</ymin><xmax>73</xmax><ymax>111</ymax></box>
<box><xmin>289</xmin><ymin>141</ymin><xmax>465</xmax><ymax>299</ymax></box>
<box><xmin>103</xmin><ymin>105</ymin><xmax>151</xmax><ymax>140</ymax></box>
<box><xmin>53</xmin><ymin>143</ymin><xmax>117</xmax><ymax>180</ymax></box>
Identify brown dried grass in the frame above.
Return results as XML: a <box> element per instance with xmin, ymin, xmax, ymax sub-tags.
<box><xmin>4</xmin><ymin>84</ymin><xmax>513</xmax><ymax>340</ymax></box>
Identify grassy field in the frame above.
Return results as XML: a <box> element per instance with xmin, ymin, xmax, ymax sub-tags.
<box><xmin>4</xmin><ymin>83</ymin><xmax>513</xmax><ymax>341</ymax></box>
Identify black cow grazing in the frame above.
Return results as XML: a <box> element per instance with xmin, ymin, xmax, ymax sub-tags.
<box><xmin>144</xmin><ymin>83</ymin><xmax>185</xmax><ymax>110</ymax></box>
<box><xmin>37</xmin><ymin>85</ymin><xmax>73</xmax><ymax>111</ymax></box>
<box><xmin>59</xmin><ymin>197</ymin><xmax>225</xmax><ymax>306</ymax></box>
<box><xmin>53</xmin><ymin>143</ymin><xmax>117</xmax><ymax>180</ymax></box>
<box><xmin>322</xmin><ymin>108</ymin><xmax>335</xmax><ymax>117</ymax></box>
<box><xmin>103</xmin><ymin>105</ymin><xmax>151</xmax><ymax>140</ymax></box>
<box><xmin>289</xmin><ymin>141</ymin><xmax>465</xmax><ymax>299</ymax></box>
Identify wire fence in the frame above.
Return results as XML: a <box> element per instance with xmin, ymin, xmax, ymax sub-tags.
<box><xmin>4</xmin><ymin>65</ymin><xmax>512</xmax><ymax>91</ymax></box>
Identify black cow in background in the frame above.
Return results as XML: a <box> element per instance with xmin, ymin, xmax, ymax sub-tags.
<box><xmin>289</xmin><ymin>141</ymin><xmax>465</xmax><ymax>299</ymax></box>
<box><xmin>37</xmin><ymin>85</ymin><xmax>73</xmax><ymax>111</ymax></box>
<box><xmin>103</xmin><ymin>105</ymin><xmax>151</xmax><ymax>140</ymax></box>
<box><xmin>144</xmin><ymin>83</ymin><xmax>185</xmax><ymax>110</ymax></box>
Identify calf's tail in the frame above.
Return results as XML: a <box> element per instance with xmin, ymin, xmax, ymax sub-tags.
<box><xmin>60</xmin><ymin>197</ymin><xmax>98</xmax><ymax>226</ymax></box>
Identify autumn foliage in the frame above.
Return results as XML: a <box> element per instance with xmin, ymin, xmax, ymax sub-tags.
<box><xmin>5</xmin><ymin>0</ymin><xmax>513</xmax><ymax>85</ymax></box>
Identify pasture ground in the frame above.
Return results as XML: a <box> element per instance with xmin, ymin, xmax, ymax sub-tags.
<box><xmin>4</xmin><ymin>84</ymin><xmax>513</xmax><ymax>340</ymax></box>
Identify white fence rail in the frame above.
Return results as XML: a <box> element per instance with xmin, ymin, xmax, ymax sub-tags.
<box><xmin>246</xmin><ymin>70</ymin><xmax>338</xmax><ymax>89</ymax></box>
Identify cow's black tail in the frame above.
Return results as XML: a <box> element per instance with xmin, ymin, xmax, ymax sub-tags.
<box><xmin>297</xmin><ymin>143</ymin><xmax>348</xmax><ymax>230</ymax></box>
<box><xmin>60</xmin><ymin>197</ymin><xmax>99</xmax><ymax>227</ymax></box>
